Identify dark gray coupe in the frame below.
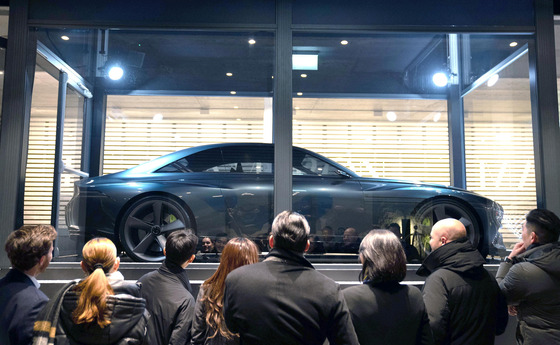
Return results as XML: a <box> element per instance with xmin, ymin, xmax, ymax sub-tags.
<box><xmin>66</xmin><ymin>143</ymin><xmax>503</xmax><ymax>262</ymax></box>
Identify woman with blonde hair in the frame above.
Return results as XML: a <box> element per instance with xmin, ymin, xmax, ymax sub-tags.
<box><xmin>33</xmin><ymin>238</ymin><xmax>149</xmax><ymax>345</ymax></box>
<box><xmin>192</xmin><ymin>237</ymin><xmax>259</xmax><ymax>345</ymax></box>
<box><xmin>342</xmin><ymin>230</ymin><xmax>433</xmax><ymax>345</ymax></box>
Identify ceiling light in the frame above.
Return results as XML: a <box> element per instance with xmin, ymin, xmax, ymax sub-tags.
<box><xmin>340</xmin><ymin>40</ymin><xmax>349</xmax><ymax>45</ymax></box>
<box><xmin>61</xmin><ymin>35</ymin><xmax>70</xmax><ymax>41</ymax></box>
<box><xmin>487</xmin><ymin>74</ymin><xmax>499</xmax><ymax>87</ymax></box>
<box><xmin>433</xmin><ymin>112</ymin><xmax>442</xmax><ymax>122</ymax></box>
<box><xmin>297</xmin><ymin>92</ymin><xmax>303</xmax><ymax>96</ymax></box>
<box><xmin>230</xmin><ymin>91</ymin><xmax>237</xmax><ymax>95</ymax></box>
<box><xmin>107</xmin><ymin>66</ymin><xmax>124</xmax><ymax>80</ymax></box>
<box><xmin>234</xmin><ymin>106</ymin><xmax>239</xmax><ymax>109</ymax></box>
<box><xmin>293</xmin><ymin>54</ymin><xmax>318</xmax><ymax>70</ymax></box>
<box><xmin>386</xmin><ymin>111</ymin><xmax>397</xmax><ymax>122</ymax></box>
<box><xmin>432</xmin><ymin>72</ymin><xmax>448</xmax><ymax>87</ymax></box>
<box><xmin>295</xmin><ymin>106</ymin><xmax>300</xmax><ymax>110</ymax></box>
<box><xmin>248</xmin><ymin>38</ymin><xmax>256</xmax><ymax>45</ymax></box>
<box><xmin>153</xmin><ymin>113</ymin><xmax>163</xmax><ymax>121</ymax></box>
<box><xmin>300</xmin><ymin>74</ymin><xmax>307</xmax><ymax>78</ymax></box>
<box><xmin>236</xmin><ymin>118</ymin><xmax>242</xmax><ymax>121</ymax></box>
<box><xmin>509</xmin><ymin>41</ymin><xmax>518</xmax><ymax>47</ymax></box>
<box><xmin>226</xmin><ymin>72</ymin><xmax>233</xmax><ymax>77</ymax></box>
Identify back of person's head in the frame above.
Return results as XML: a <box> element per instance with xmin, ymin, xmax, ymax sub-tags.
<box><xmin>203</xmin><ymin>237</ymin><xmax>259</xmax><ymax>340</ymax></box>
<box><xmin>5</xmin><ymin>224</ymin><xmax>57</xmax><ymax>271</ymax></box>
<box><xmin>165</xmin><ymin>229</ymin><xmax>198</xmax><ymax>265</ymax></box>
<box><xmin>525</xmin><ymin>208</ymin><xmax>560</xmax><ymax>244</ymax></box>
<box><xmin>73</xmin><ymin>238</ymin><xmax>118</xmax><ymax>328</ymax></box>
<box><xmin>359</xmin><ymin>230</ymin><xmax>406</xmax><ymax>283</ymax></box>
<box><xmin>388</xmin><ymin>223</ymin><xmax>401</xmax><ymax>237</ymax></box>
<box><xmin>270</xmin><ymin>211</ymin><xmax>310</xmax><ymax>252</ymax></box>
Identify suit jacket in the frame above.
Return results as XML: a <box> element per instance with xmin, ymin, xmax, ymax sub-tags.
<box><xmin>224</xmin><ymin>248</ymin><xmax>359</xmax><ymax>345</ymax></box>
<box><xmin>0</xmin><ymin>269</ymin><xmax>49</xmax><ymax>345</ymax></box>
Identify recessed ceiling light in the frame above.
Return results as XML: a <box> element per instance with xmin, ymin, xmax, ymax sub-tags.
<box><xmin>226</xmin><ymin>72</ymin><xmax>233</xmax><ymax>77</ymax></box>
<box><xmin>107</xmin><ymin>66</ymin><xmax>124</xmax><ymax>80</ymax></box>
<box><xmin>230</xmin><ymin>91</ymin><xmax>237</xmax><ymax>95</ymax></box>
<box><xmin>386</xmin><ymin>111</ymin><xmax>397</xmax><ymax>122</ymax></box>
<box><xmin>432</xmin><ymin>72</ymin><xmax>448</xmax><ymax>87</ymax></box>
<box><xmin>301</xmin><ymin>74</ymin><xmax>307</xmax><ymax>78</ymax></box>
<box><xmin>509</xmin><ymin>41</ymin><xmax>518</xmax><ymax>47</ymax></box>
<box><xmin>340</xmin><ymin>40</ymin><xmax>349</xmax><ymax>45</ymax></box>
<box><xmin>61</xmin><ymin>35</ymin><xmax>70</xmax><ymax>41</ymax></box>
<box><xmin>295</xmin><ymin>106</ymin><xmax>300</xmax><ymax>110</ymax></box>
<box><xmin>297</xmin><ymin>92</ymin><xmax>303</xmax><ymax>96</ymax></box>
<box><xmin>248</xmin><ymin>38</ymin><xmax>256</xmax><ymax>45</ymax></box>
<box><xmin>236</xmin><ymin>118</ymin><xmax>242</xmax><ymax>121</ymax></box>
<box><xmin>234</xmin><ymin>106</ymin><xmax>239</xmax><ymax>109</ymax></box>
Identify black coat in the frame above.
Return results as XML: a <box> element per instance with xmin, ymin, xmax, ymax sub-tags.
<box><xmin>223</xmin><ymin>248</ymin><xmax>359</xmax><ymax>345</ymax></box>
<box><xmin>0</xmin><ymin>269</ymin><xmax>49</xmax><ymax>345</ymax></box>
<box><xmin>417</xmin><ymin>238</ymin><xmax>508</xmax><ymax>345</ymax></box>
<box><xmin>343</xmin><ymin>282</ymin><xmax>433</xmax><ymax>345</ymax></box>
<box><xmin>138</xmin><ymin>260</ymin><xmax>195</xmax><ymax>345</ymax></box>
<box><xmin>496</xmin><ymin>242</ymin><xmax>560</xmax><ymax>344</ymax></box>
<box><xmin>57</xmin><ymin>277</ymin><xmax>149</xmax><ymax>345</ymax></box>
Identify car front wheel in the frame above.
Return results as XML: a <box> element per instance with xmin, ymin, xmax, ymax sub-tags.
<box><xmin>118</xmin><ymin>196</ymin><xmax>193</xmax><ymax>262</ymax></box>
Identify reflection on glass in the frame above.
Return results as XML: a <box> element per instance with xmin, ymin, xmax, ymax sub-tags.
<box><xmin>464</xmin><ymin>53</ymin><xmax>536</xmax><ymax>252</ymax></box>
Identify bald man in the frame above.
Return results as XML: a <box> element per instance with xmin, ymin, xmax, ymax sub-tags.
<box><xmin>416</xmin><ymin>218</ymin><xmax>508</xmax><ymax>345</ymax></box>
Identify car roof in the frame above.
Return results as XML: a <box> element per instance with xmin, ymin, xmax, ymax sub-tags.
<box><xmin>123</xmin><ymin>142</ymin><xmax>359</xmax><ymax>177</ymax></box>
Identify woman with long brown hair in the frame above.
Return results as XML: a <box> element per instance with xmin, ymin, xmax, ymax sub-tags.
<box><xmin>34</xmin><ymin>238</ymin><xmax>149</xmax><ymax>345</ymax></box>
<box><xmin>192</xmin><ymin>237</ymin><xmax>259</xmax><ymax>345</ymax></box>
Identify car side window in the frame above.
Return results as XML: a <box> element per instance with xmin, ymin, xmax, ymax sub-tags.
<box><xmin>155</xmin><ymin>148</ymin><xmax>224</xmax><ymax>173</ymax></box>
<box><xmin>220</xmin><ymin>145</ymin><xmax>274</xmax><ymax>174</ymax></box>
<box><xmin>293</xmin><ymin>153</ymin><xmax>340</xmax><ymax>177</ymax></box>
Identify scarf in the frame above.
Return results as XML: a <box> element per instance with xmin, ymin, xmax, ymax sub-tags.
<box><xmin>32</xmin><ymin>280</ymin><xmax>77</xmax><ymax>345</ymax></box>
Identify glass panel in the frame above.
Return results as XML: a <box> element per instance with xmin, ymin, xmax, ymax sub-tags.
<box><xmin>57</xmin><ymin>87</ymin><xmax>85</xmax><ymax>259</ymax></box>
<box><xmin>464</xmin><ymin>51</ymin><xmax>536</xmax><ymax>252</ymax></box>
<box><xmin>0</xmin><ymin>8</ymin><xmax>8</xmax><ymax>132</ymax></box>
<box><xmin>24</xmin><ymin>64</ymin><xmax>58</xmax><ymax>226</ymax></box>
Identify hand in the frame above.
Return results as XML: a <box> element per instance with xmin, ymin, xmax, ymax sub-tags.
<box><xmin>508</xmin><ymin>241</ymin><xmax>526</xmax><ymax>259</ymax></box>
<box><xmin>508</xmin><ymin>305</ymin><xmax>518</xmax><ymax>316</ymax></box>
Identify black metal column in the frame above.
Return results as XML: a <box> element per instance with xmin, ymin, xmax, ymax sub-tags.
<box><xmin>530</xmin><ymin>0</ymin><xmax>560</xmax><ymax>213</ymax></box>
<box><xmin>0</xmin><ymin>0</ymin><xmax>37</xmax><ymax>268</ymax></box>
<box><xmin>273</xmin><ymin>0</ymin><xmax>293</xmax><ymax>216</ymax></box>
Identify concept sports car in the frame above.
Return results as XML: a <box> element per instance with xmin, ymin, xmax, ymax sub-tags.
<box><xmin>66</xmin><ymin>143</ymin><xmax>503</xmax><ymax>262</ymax></box>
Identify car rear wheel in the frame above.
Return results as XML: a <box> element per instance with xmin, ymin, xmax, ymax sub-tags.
<box><xmin>413</xmin><ymin>199</ymin><xmax>481</xmax><ymax>256</ymax></box>
<box><xmin>119</xmin><ymin>196</ymin><xmax>193</xmax><ymax>262</ymax></box>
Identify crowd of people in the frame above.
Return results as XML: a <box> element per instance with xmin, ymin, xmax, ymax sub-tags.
<box><xmin>0</xmin><ymin>207</ymin><xmax>559</xmax><ymax>345</ymax></box>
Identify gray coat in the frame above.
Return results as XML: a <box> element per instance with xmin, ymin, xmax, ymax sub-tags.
<box><xmin>496</xmin><ymin>242</ymin><xmax>560</xmax><ymax>345</ymax></box>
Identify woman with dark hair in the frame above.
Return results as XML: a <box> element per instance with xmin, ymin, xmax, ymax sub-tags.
<box><xmin>342</xmin><ymin>230</ymin><xmax>433</xmax><ymax>345</ymax></box>
<box><xmin>191</xmin><ymin>237</ymin><xmax>259</xmax><ymax>345</ymax></box>
<box><xmin>33</xmin><ymin>238</ymin><xmax>149</xmax><ymax>345</ymax></box>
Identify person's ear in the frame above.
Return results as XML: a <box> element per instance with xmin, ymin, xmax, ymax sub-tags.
<box><xmin>163</xmin><ymin>248</ymin><xmax>166</xmax><ymax>257</ymax></box>
<box><xmin>530</xmin><ymin>231</ymin><xmax>539</xmax><ymax>244</ymax></box>
<box><xmin>111</xmin><ymin>256</ymin><xmax>120</xmax><ymax>273</ymax></box>
<box><xmin>181</xmin><ymin>254</ymin><xmax>196</xmax><ymax>269</ymax></box>
<box><xmin>268</xmin><ymin>235</ymin><xmax>274</xmax><ymax>249</ymax></box>
<box><xmin>440</xmin><ymin>235</ymin><xmax>448</xmax><ymax>245</ymax></box>
<box><xmin>304</xmin><ymin>239</ymin><xmax>310</xmax><ymax>253</ymax></box>
<box><xmin>80</xmin><ymin>261</ymin><xmax>87</xmax><ymax>274</ymax></box>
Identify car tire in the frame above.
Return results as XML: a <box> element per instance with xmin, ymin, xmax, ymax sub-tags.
<box><xmin>118</xmin><ymin>195</ymin><xmax>193</xmax><ymax>262</ymax></box>
<box><xmin>413</xmin><ymin>198</ymin><xmax>482</xmax><ymax>256</ymax></box>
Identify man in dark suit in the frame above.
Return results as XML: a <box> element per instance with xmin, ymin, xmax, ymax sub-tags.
<box><xmin>224</xmin><ymin>211</ymin><xmax>359</xmax><ymax>345</ymax></box>
<box><xmin>0</xmin><ymin>224</ymin><xmax>57</xmax><ymax>345</ymax></box>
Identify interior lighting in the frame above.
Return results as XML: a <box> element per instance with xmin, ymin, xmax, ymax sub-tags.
<box><xmin>236</xmin><ymin>118</ymin><xmax>242</xmax><ymax>121</ymax></box>
<box><xmin>487</xmin><ymin>74</ymin><xmax>500</xmax><ymax>87</ymax></box>
<box><xmin>297</xmin><ymin>92</ymin><xmax>303</xmax><ymax>96</ymax></box>
<box><xmin>433</xmin><ymin>112</ymin><xmax>442</xmax><ymax>122</ymax></box>
<box><xmin>386</xmin><ymin>111</ymin><xmax>397</xmax><ymax>122</ymax></box>
<box><xmin>61</xmin><ymin>35</ymin><xmax>70</xmax><ymax>41</ymax></box>
<box><xmin>248</xmin><ymin>38</ymin><xmax>256</xmax><ymax>45</ymax></box>
<box><xmin>509</xmin><ymin>41</ymin><xmax>518</xmax><ymax>47</ymax></box>
<box><xmin>295</xmin><ymin>106</ymin><xmax>300</xmax><ymax>110</ymax></box>
<box><xmin>340</xmin><ymin>40</ymin><xmax>349</xmax><ymax>45</ymax></box>
<box><xmin>293</xmin><ymin>54</ymin><xmax>318</xmax><ymax>70</ymax></box>
<box><xmin>301</xmin><ymin>74</ymin><xmax>307</xmax><ymax>78</ymax></box>
<box><xmin>233</xmin><ymin>106</ymin><xmax>239</xmax><ymax>109</ymax></box>
<box><xmin>153</xmin><ymin>113</ymin><xmax>163</xmax><ymax>121</ymax></box>
<box><xmin>432</xmin><ymin>72</ymin><xmax>448</xmax><ymax>87</ymax></box>
<box><xmin>226</xmin><ymin>72</ymin><xmax>233</xmax><ymax>77</ymax></box>
<box><xmin>107</xmin><ymin>66</ymin><xmax>124</xmax><ymax>81</ymax></box>
<box><xmin>230</xmin><ymin>91</ymin><xmax>237</xmax><ymax>95</ymax></box>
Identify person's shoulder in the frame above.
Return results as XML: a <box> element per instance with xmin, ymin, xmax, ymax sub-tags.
<box><xmin>342</xmin><ymin>284</ymin><xmax>369</xmax><ymax>299</ymax></box>
<box><xmin>137</xmin><ymin>268</ymin><xmax>159</xmax><ymax>282</ymax></box>
<box><xmin>228</xmin><ymin>261</ymin><xmax>265</xmax><ymax>278</ymax></box>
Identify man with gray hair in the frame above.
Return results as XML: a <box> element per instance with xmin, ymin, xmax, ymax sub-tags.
<box><xmin>224</xmin><ymin>210</ymin><xmax>359</xmax><ymax>345</ymax></box>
